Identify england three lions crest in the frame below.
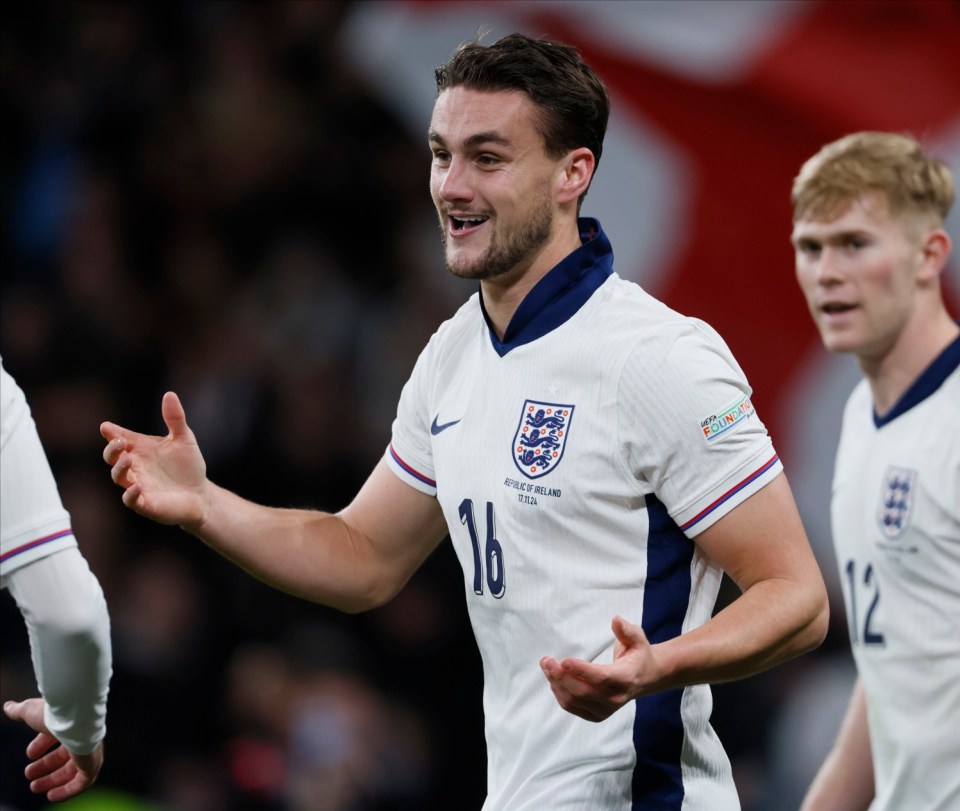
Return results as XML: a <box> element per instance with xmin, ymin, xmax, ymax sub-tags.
<box><xmin>512</xmin><ymin>400</ymin><xmax>574</xmax><ymax>479</ymax></box>
<box><xmin>877</xmin><ymin>466</ymin><xmax>917</xmax><ymax>539</ymax></box>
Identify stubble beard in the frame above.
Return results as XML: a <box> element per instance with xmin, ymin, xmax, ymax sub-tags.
<box><xmin>439</xmin><ymin>192</ymin><xmax>554</xmax><ymax>281</ymax></box>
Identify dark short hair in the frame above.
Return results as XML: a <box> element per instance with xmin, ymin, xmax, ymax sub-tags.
<box><xmin>435</xmin><ymin>33</ymin><xmax>610</xmax><ymax>201</ymax></box>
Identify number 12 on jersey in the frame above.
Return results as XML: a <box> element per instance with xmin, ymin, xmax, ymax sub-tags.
<box><xmin>844</xmin><ymin>558</ymin><xmax>885</xmax><ymax>647</ymax></box>
<box><xmin>459</xmin><ymin>499</ymin><xmax>506</xmax><ymax>598</ymax></box>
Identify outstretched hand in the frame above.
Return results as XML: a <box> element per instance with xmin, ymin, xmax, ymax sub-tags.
<box><xmin>3</xmin><ymin>698</ymin><xmax>104</xmax><ymax>803</ymax></box>
<box><xmin>540</xmin><ymin>615</ymin><xmax>660</xmax><ymax>722</ymax></box>
<box><xmin>100</xmin><ymin>391</ymin><xmax>208</xmax><ymax>531</ymax></box>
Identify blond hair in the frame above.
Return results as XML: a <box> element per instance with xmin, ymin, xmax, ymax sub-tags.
<box><xmin>791</xmin><ymin>131</ymin><xmax>954</xmax><ymax>225</ymax></box>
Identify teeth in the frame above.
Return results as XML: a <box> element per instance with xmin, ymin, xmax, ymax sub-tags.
<box><xmin>451</xmin><ymin>215</ymin><xmax>486</xmax><ymax>231</ymax></box>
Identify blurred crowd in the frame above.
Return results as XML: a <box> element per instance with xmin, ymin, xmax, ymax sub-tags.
<box><xmin>1</xmin><ymin>3</ymin><xmax>853</xmax><ymax>810</ymax></box>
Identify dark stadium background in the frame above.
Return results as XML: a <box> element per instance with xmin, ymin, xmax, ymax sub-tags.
<box><xmin>2</xmin><ymin>2</ymin><xmax>957</xmax><ymax>810</ymax></box>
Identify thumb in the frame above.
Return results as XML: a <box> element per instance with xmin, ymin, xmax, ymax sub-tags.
<box><xmin>3</xmin><ymin>700</ymin><xmax>22</xmax><ymax>720</ymax></box>
<box><xmin>612</xmin><ymin>615</ymin><xmax>648</xmax><ymax>649</ymax></box>
<box><xmin>161</xmin><ymin>391</ymin><xmax>191</xmax><ymax>440</ymax></box>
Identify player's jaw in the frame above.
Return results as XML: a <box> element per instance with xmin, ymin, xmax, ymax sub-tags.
<box><xmin>437</xmin><ymin>195</ymin><xmax>553</xmax><ymax>282</ymax></box>
<box><xmin>810</xmin><ymin>286</ymin><xmax>914</xmax><ymax>363</ymax></box>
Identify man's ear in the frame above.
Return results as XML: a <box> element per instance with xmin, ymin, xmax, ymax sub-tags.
<box><xmin>918</xmin><ymin>227</ymin><xmax>952</xmax><ymax>283</ymax></box>
<box><xmin>556</xmin><ymin>147</ymin><xmax>595</xmax><ymax>206</ymax></box>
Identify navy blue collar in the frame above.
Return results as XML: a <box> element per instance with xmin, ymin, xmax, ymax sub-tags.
<box><xmin>874</xmin><ymin>326</ymin><xmax>960</xmax><ymax>427</ymax></box>
<box><xmin>480</xmin><ymin>218</ymin><xmax>614</xmax><ymax>357</ymax></box>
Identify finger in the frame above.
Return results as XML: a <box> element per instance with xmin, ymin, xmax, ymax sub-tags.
<box><xmin>161</xmin><ymin>391</ymin><xmax>190</xmax><ymax>439</ymax></box>
<box><xmin>24</xmin><ymin>741</ymin><xmax>69</xmax><ymax>777</ymax></box>
<box><xmin>100</xmin><ymin>421</ymin><xmax>139</xmax><ymax>446</ymax></box>
<box><xmin>110</xmin><ymin>452</ymin><xmax>132</xmax><ymax>485</ymax></box>
<box><xmin>28</xmin><ymin>758</ymin><xmax>76</xmax><ymax>795</ymax></box>
<box><xmin>5</xmin><ymin>699</ymin><xmax>49</xmax><ymax>735</ymax></box>
<box><xmin>46</xmin><ymin>766</ymin><xmax>94</xmax><ymax>803</ymax></box>
<box><xmin>25</xmin><ymin>732</ymin><xmax>60</xmax><ymax>761</ymax></box>
<box><xmin>2</xmin><ymin>698</ymin><xmax>43</xmax><ymax>726</ymax></box>
<box><xmin>567</xmin><ymin>700</ymin><xmax>613</xmax><ymax>723</ymax></box>
<box><xmin>47</xmin><ymin>773</ymin><xmax>92</xmax><ymax>803</ymax></box>
<box><xmin>546</xmin><ymin>677</ymin><xmax>613</xmax><ymax>722</ymax></box>
<box><xmin>102</xmin><ymin>435</ymin><xmax>128</xmax><ymax>465</ymax></box>
<box><xmin>539</xmin><ymin>656</ymin><xmax>559</xmax><ymax>676</ymax></box>
<box><xmin>3</xmin><ymin>700</ymin><xmax>23</xmax><ymax>722</ymax></box>
<box><xmin>556</xmin><ymin>657</ymin><xmax>606</xmax><ymax>686</ymax></box>
<box><xmin>121</xmin><ymin>482</ymin><xmax>144</xmax><ymax>510</ymax></box>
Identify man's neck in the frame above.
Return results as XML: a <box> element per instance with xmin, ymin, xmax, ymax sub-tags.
<box><xmin>861</xmin><ymin>309</ymin><xmax>959</xmax><ymax>416</ymax></box>
<box><xmin>480</xmin><ymin>227</ymin><xmax>584</xmax><ymax>340</ymax></box>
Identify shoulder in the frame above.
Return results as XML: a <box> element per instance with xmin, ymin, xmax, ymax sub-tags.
<box><xmin>837</xmin><ymin>379</ymin><xmax>872</xmax><ymax>436</ymax></box>
<box><xmin>593</xmin><ymin>275</ymin><xmax>734</xmax><ymax>355</ymax></box>
<box><xmin>411</xmin><ymin>292</ymin><xmax>482</xmax><ymax>370</ymax></box>
<box><xmin>429</xmin><ymin>292</ymin><xmax>481</xmax><ymax>346</ymax></box>
<box><xmin>590</xmin><ymin>279</ymin><xmax>744</xmax><ymax>389</ymax></box>
<box><xmin>844</xmin><ymin>377</ymin><xmax>872</xmax><ymax>411</ymax></box>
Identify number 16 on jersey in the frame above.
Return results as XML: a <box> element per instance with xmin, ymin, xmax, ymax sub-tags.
<box><xmin>459</xmin><ymin>499</ymin><xmax>506</xmax><ymax>599</ymax></box>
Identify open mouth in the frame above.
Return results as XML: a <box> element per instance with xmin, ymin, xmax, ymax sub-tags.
<box><xmin>450</xmin><ymin>215</ymin><xmax>489</xmax><ymax>232</ymax></box>
<box><xmin>821</xmin><ymin>302</ymin><xmax>856</xmax><ymax>314</ymax></box>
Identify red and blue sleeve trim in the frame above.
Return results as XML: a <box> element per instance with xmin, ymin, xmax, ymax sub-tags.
<box><xmin>389</xmin><ymin>445</ymin><xmax>436</xmax><ymax>488</ymax></box>
<box><xmin>679</xmin><ymin>454</ymin><xmax>780</xmax><ymax>533</ymax></box>
<box><xmin>1</xmin><ymin>528</ymin><xmax>74</xmax><ymax>563</ymax></box>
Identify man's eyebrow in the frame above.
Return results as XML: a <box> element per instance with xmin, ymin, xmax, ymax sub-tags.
<box><xmin>791</xmin><ymin>228</ymin><xmax>871</xmax><ymax>246</ymax></box>
<box><xmin>428</xmin><ymin>130</ymin><xmax>512</xmax><ymax>149</ymax></box>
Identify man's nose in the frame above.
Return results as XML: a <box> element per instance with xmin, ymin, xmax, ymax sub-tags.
<box><xmin>437</xmin><ymin>158</ymin><xmax>474</xmax><ymax>203</ymax></box>
<box><xmin>815</xmin><ymin>248</ymin><xmax>844</xmax><ymax>284</ymax></box>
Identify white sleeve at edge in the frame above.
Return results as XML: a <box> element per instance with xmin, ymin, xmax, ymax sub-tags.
<box><xmin>5</xmin><ymin>547</ymin><xmax>112</xmax><ymax>754</ymax></box>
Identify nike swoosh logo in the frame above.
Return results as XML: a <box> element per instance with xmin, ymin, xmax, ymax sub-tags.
<box><xmin>430</xmin><ymin>415</ymin><xmax>462</xmax><ymax>435</ymax></box>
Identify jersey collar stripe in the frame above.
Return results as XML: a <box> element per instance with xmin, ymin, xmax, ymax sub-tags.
<box><xmin>679</xmin><ymin>453</ymin><xmax>780</xmax><ymax>533</ymax></box>
<box><xmin>0</xmin><ymin>528</ymin><xmax>74</xmax><ymax>563</ymax></box>
<box><xmin>482</xmin><ymin>217</ymin><xmax>615</xmax><ymax>357</ymax></box>
<box><xmin>388</xmin><ymin>444</ymin><xmax>436</xmax><ymax>488</ymax></box>
<box><xmin>873</xmin><ymin>328</ymin><xmax>960</xmax><ymax>428</ymax></box>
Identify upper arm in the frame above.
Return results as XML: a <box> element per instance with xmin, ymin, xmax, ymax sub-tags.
<box><xmin>694</xmin><ymin>473</ymin><xmax>826</xmax><ymax>598</ymax></box>
<box><xmin>336</xmin><ymin>457</ymin><xmax>449</xmax><ymax>606</ymax></box>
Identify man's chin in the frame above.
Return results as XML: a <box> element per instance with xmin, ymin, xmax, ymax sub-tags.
<box><xmin>445</xmin><ymin>262</ymin><xmax>482</xmax><ymax>280</ymax></box>
<box><xmin>444</xmin><ymin>253</ymin><xmax>506</xmax><ymax>282</ymax></box>
<box><xmin>818</xmin><ymin>329</ymin><xmax>860</xmax><ymax>356</ymax></box>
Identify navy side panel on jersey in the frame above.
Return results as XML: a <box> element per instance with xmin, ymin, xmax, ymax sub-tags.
<box><xmin>632</xmin><ymin>495</ymin><xmax>695</xmax><ymax>809</ymax></box>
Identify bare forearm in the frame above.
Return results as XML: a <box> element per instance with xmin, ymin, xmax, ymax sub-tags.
<box><xmin>652</xmin><ymin>576</ymin><xmax>828</xmax><ymax>691</ymax></box>
<box><xmin>104</xmin><ymin>399</ymin><xmax>449</xmax><ymax>613</ymax></box>
<box><xmin>187</xmin><ymin>482</ymin><xmax>398</xmax><ymax>612</ymax></box>
<box><xmin>649</xmin><ymin>474</ymin><xmax>829</xmax><ymax>692</ymax></box>
<box><xmin>800</xmin><ymin>679</ymin><xmax>874</xmax><ymax>811</ymax></box>
<box><xmin>184</xmin><ymin>459</ymin><xmax>448</xmax><ymax>612</ymax></box>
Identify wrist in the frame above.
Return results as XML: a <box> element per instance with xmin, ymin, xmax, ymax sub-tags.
<box><xmin>181</xmin><ymin>479</ymin><xmax>214</xmax><ymax>537</ymax></box>
<box><xmin>643</xmin><ymin>640</ymin><xmax>685</xmax><ymax>694</ymax></box>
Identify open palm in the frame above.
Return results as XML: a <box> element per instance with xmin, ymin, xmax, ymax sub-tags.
<box><xmin>101</xmin><ymin>391</ymin><xmax>208</xmax><ymax>530</ymax></box>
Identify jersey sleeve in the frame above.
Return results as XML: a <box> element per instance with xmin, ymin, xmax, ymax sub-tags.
<box><xmin>618</xmin><ymin>319</ymin><xmax>783</xmax><ymax>536</ymax></box>
<box><xmin>5</xmin><ymin>547</ymin><xmax>112</xmax><ymax>754</ymax></box>
<box><xmin>1</xmin><ymin>360</ymin><xmax>77</xmax><ymax>578</ymax></box>
<box><xmin>385</xmin><ymin>338</ymin><xmax>438</xmax><ymax>497</ymax></box>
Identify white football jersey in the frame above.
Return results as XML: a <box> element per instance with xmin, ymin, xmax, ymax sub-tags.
<box><xmin>387</xmin><ymin>221</ymin><xmax>782</xmax><ymax>810</ymax></box>
<box><xmin>1</xmin><ymin>357</ymin><xmax>77</xmax><ymax>582</ymax></box>
<box><xmin>831</xmin><ymin>336</ymin><xmax>960</xmax><ymax>811</ymax></box>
